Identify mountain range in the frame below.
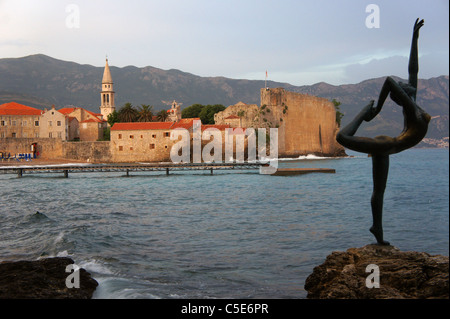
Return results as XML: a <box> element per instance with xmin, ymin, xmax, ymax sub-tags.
<box><xmin>0</xmin><ymin>54</ymin><xmax>448</xmax><ymax>143</ymax></box>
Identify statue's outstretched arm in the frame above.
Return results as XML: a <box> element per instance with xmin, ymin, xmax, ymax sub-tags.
<box><xmin>408</xmin><ymin>18</ymin><xmax>424</xmax><ymax>94</ymax></box>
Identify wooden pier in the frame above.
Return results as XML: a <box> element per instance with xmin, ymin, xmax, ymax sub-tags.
<box><xmin>0</xmin><ymin>162</ymin><xmax>336</xmax><ymax>178</ymax></box>
<box><xmin>0</xmin><ymin>162</ymin><xmax>266</xmax><ymax>178</ymax></box>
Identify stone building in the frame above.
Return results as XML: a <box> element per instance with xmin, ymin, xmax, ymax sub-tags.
<box><xmin>59</xmin><ymin>107</ymin><xmax>106</xmax><ymax>141</ymax></box>
<box><xmin>0</xmin><ymin>102</ymin><xmax>42</xmax><ymax>138</ymax></box>
<box><xmin>223</xmin><ymin>114</ymin><xmax>241</xmax><ymax>128</ymax></box>
<box><xmin>214</xmin><ymin>88</ymin><xmax>346</xmax><ymax>157</ymax></box>
<box><xmin>110</xmin><ymin>121</ymin><xmax>175</xmax><ymax>162</ymax></box>
<box><xmin>40</xmin><ymin>105</ymin><xmax>79</xmax><ymax>141</ymax></box>
<box><xmin>110</xmin><ymin>119</ymin><xmax>236</xmax><ymax>163</ymax></box>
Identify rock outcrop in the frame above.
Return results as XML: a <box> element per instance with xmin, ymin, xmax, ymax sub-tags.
<box><xmin>0</xmin><ymin>257</ymin><xmax>98</xmax><ymax>299</ymax></box>
<box><xmin>305</xmin><ymin>245</ymin><xmax>449</xmax><ymax>299</ymax></box>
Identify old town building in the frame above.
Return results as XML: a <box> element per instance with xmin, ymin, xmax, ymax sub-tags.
<box><xmin>0</xmin><ymin>102</ymin><xmax>42</xmax><ymax>138</ymax></box>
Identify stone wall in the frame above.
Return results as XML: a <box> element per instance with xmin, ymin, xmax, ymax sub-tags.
<box><xmin>261</xmin><ymin>88</ymin><xmax>344</xmax><ymax>157</ymax></box>
<box><xmin>0</xmin><ymin>138</ymin><xmax>110</xmax><ymax>163</ymax></box>
<box><xmin>214</xmin><ymin>88</ymin><xmax>346</xmax><ymax>157</ymax></box>
<box><xmin>62</xmin><ymin>141</ymin><xmax>111</xmax><ymax>163</ymax></box>
<box><xmin>0</xmin><ymin>137</ymin><xmax>63</xmax><ymax>158</ymax></box>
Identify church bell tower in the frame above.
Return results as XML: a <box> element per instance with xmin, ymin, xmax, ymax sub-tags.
<box><xmin>100</xmin><ymin>57</ymin><xmax>115</xmax><ymax>122</ymax></box>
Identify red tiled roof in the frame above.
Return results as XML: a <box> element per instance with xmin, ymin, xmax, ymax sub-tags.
<box><xmin>201</xmin><ymin>124</ymin><xmax>231</xmax><ymax>131</ymax></box>
<box><xmin>171</xmin><ymin>118</ymin><xmax>200</xmax><ymax>130</ymax></box>
<box><xmin>111</xmin><ymin>122</ymin><xmax>174</xmax><ymax>131</ymax></box>
<box><xmin>178</xmin><ymin>118</ymin><xmax>200</xmax><ymax>123</ymax></box>
<box><xmin>225</xmin><ymin>114</ymin><xmax>240</xmax><ymax>119</ymax></box>
<box><xmin>226</xmin><ymin>127</ymin><xmax>248</xmax><ymax>134</ymax></box>
<box><xmin>0</xmin><ymin>102</ymin><xmax>42</xmax><ymax>116</ymax></box>
<box><xmin>58</xmin><ymin>107</ymin><xmax>77</xmax><ymax>115</ymax></box>
<box><xmin>80</xmin><ymin>118</ymin><xmax>100</xmax><ymax>123</ymax></box>
<box><xmin>59</xmin><ymin>107</ymin><xmax>104</xmax><ymax>122</ymax></box>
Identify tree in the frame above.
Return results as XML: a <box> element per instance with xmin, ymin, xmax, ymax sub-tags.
<box><xmin>137</xmin><ymin>104</ymin><xmax>154</xmax><ymax>122</ymax></box>
<box><xmin>118</xmin><ymin>103</ymin><xmax>138</xmax><ymax>122</ymax></box>
<box><xmin>182</xmin><ymin>103</ymin><xmax>204</xmax><ymax>119</ymax></box>
<box><xmin>157</xmin><ymin>109</ymin><xmax>169</xmax><ymax>122</ymax></box>
<box><xmin>182</xmin><ymin>104</ymin><xmax>225</xmax><ymax>124</ymax></box>
<box><xmin>332</xmin><ymin>99</ymin><xmax>344</xmax><ymax>127</ymax></box>
<box><xmin>107</xmin><ymin>110</ymin><xmax>119</xmax><ymax>127</ymax></box>
<box><xmin>199</xmin><ymin>104</ymin><xmax>225</xmax><ymax>124</ymax></box>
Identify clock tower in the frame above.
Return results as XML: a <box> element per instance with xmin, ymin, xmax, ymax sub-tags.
<box><xmin>100</xmin><ymin>57</ymin><xmax>115</xmax><ymax>122</ymax></box>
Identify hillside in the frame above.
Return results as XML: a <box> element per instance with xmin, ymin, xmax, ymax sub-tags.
<box><xmin>0</xmin><ymin>54</ymin><xmax>448</xmax><ymax>142</ymax></box>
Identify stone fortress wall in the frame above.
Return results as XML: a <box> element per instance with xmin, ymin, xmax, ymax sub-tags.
<box><xmin>214</xmin><ymin>88</ymin><xmax>346</xmax><ymax>157</ymax></box>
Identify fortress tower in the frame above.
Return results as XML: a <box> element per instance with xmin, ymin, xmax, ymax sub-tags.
<box><xmin>100</xmin><ymin>58</ymin><xmax>115</xmax><ymax>122</ymax></box>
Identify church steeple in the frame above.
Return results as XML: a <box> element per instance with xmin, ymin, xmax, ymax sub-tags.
<box><xmin>100</xmin><ymin>57</ymin><xmax>115</xmax><ymax>122</ymax></box>
<box><xmin>102</xmin><ymin>58</ymin><xmax>113</xmax><ymax>84</ymax></box>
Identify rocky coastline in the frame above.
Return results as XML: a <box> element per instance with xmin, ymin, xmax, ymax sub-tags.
<box><xmin>305</xmin><ymin>245</ymin><xmax>449</xmax><ymax>299</ymax></box>
<box><xmin>0</xmin><ymin>257</ymin><xmax>98</xmax><ymax>299</ymax></box>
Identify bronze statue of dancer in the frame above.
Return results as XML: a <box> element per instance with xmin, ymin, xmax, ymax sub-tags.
<box><xmin>336</xmin><ymin>19</ymin><xmax>431</xmax><ymax>245</ymax></box>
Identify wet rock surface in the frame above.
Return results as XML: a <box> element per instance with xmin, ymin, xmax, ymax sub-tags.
<box><xmin>0</xmin><ymin>257</ymin><xmax>98</xmax><ymax>299</ymax></box>
<box><xmin>305</xmin><ymin>245</ymin><xmax>449</xmax><ymax>299</ymax></box>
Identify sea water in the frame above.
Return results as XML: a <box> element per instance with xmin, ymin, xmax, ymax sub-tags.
<box><xmin>0</xmin><ymin>148</ymin><xmax>448</xmax><ymax>298</ymax></box>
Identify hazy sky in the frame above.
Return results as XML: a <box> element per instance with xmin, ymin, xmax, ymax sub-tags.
<box><xmin>0</xmin><ymin>0</ymin><xmax>448</xmax><ymax>86</ymax></box>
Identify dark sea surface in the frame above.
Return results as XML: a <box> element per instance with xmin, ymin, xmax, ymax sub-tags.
<box><xmin>0</xmin><ymin>148</ymin><xmax>448</xmax><ymax>298</ymax></box>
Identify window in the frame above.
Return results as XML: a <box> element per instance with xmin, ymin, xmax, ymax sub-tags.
<box><xmin>49</xmin><ymin>121</ymin><xmax>52</xmax><ymax>127</ymax></box>
<box><xmin>12</xmin><ymin>121</ymin><xmax>16</xmax><ymax>126</ymax></box>
<box><xmin>119</xmin><ymin>146</ymin><xmax>123</xmax><ymax>151</ymax></box>
<box><xmin>1</xmin><ymin>120</ymin><xmax>5</xmax><ymax>126</ymax></box>
<box><xmin>152</xmin><ymin>134</ymin><xmax>156</xmax><ymax>138</ymax></box>
<box><xmin>164</xmin><ymin>132</ymin><xmax>170</xmax><ymax>137</ymax></box>
<box><xmin>57</xmin><ymin>121</ymin><xmax>61</xmax><ymax>126</ymax></box>
<box><xmin>35</xmin><ymin>133</ymin><xmax>39</xmax><ymax>138</ymax></box>
<box><xmin>165</xmin><ymin>145</ymin><xmax>168</xmax><ymax>149</ymax></box>
<box><xmin>130</xmin><ymin>147</ymin><xmax>133</xmax><ymax>151</ymax></box>
<box><xmin>23</xmin><ymin>121</ymin><xmax>27</xmax><ymax>126</ymax></box>
<box><xmin>118</xmin><ymin>134</ymin><xmax>122</xmax><ymax>139</ymax></box>
<box><xmin>150</xmin><ymin>144</ymin><xmax>155</xmax><ymax>149</ymax></box>
<box><xmin>140</xmin><ymin>135</ymin><xmax>143</xmax><ymax>139</ymax></box>
<box><xmin>12</xmin><ymin>132</ymin><xmax>16</xmax><ymax>138</ymax></box>
<box><xmin>0</xmin><ymin>132</ymin><xmax>4</xmax><ymax>138</ymax></box>
<box><xmin>34</xmin><ymin>121</ymin><xmax>39</xmax><ymax>126</ymax></box>
<box><xmin>130</xmin><ymin>135</ymin><xmax>134</xmax><ymax>139</ymax></box>
<box><xmin>57</xmin><ymin>132</ymin><xmax>62</xmax><ymax>138</ymax></box>
<box><xmin>49</xmin><ymin>132</ymin><xmax>53</xmax><ymax>138</ymax></box>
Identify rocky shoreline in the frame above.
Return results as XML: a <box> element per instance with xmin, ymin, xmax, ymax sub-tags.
<box><xmin>0</xmin><ymin>257</ymin><xmax>98</xmax><ymax>299</ymax></box>
<box><xmin>305</xmin><ymin>245</ymin><xmax>449</xmax><ymax>299</ymax></box>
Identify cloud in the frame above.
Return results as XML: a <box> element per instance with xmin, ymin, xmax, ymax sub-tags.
<box><xmin>345</xmin><ymin>56</ymin><xmax>409</xmax><ymax>83</ymax></box>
